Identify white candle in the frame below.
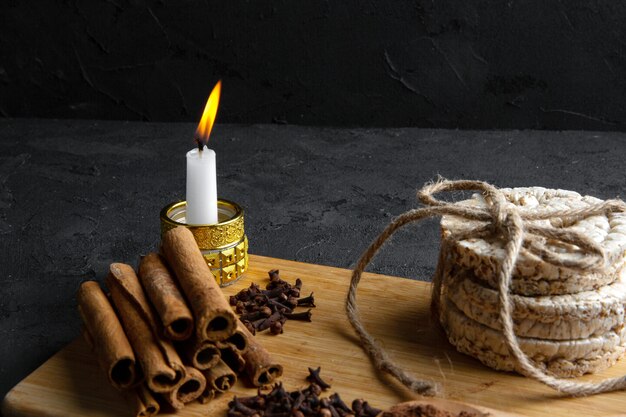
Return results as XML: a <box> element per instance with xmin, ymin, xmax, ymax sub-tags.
<box><xmin>186</xmin><ymin>146</ymin><xmax>218</xmax><ymax>225</ymax></box>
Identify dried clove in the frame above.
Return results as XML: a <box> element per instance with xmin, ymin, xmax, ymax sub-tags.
<box><xmin>319</xmin><ymin>409</ymin><xmax>333</xmax><ymax>417</ymax></box>
<box><xmin>306</xmin><ymin>367</ymin><xmax>331</xmax><ymax>390</ymax></box>
<box><xmin>267</xmin><ymin>270</ymin><xmax>290</xmax><ymax>289</ymax></box>
<box><xmin>284</xmin><ymin>309</ymin><xmax>312</xmax><ymax>322</ymax></box>
<box><xmin>267</xmin><ymin>382</ymin><xmax>288</xmax><ymax>399</ymax></box>
<box><xmin>320</xmin><ymin>398</ymin><xmax>341</xmax><ymax>417</ymax></box>
<box><xmin>330</xmin><ymin>393</ymin><xmax>351</xmax><ymax>413</ymax></box>
<box><xmin>241</xmin><ymin>320</ymin><xmax>256</xmax><ymax>335</ymax></box>
<box><xmin>270</xmin><ymin>320</ymin><xmax>283</xmax><ymax>335</ymax></box>
<box><xmin>362</xmin><ymin>401</ymin><xmax>382</xmax><ymax>417</ymax></box>
<box><xmin>297</xmin><ymin>293</ymin><xmax>315</xmax><ymax>307</ymax></box>
<box><xmin>260</xmin><ymin>305</ymin><xmax>273</xmax><ymax>317</ymax></box>
<box><xmin>235</xmin><ymin>301</ymin><xmax>246</xmax><ymax>314</ymax></box>
<box><xmin>299</xmin><ymin>404</ymin><xmax>315</xmax><ymax>415</ymax></box>
<box><xmin>268</xmin><ymin>269</ymin><xmax>280</xmax><ymax>281</ymax></box>
<box><xmin>307</xmin><ymin>382</ymin><xmax>322</xmax><ymax>397</ymax></box>
<box><xmin>291</xmin><ymin>391</ymin><xmax>306</xmax><ymax>410</ymax></box>
<box><xmin>268</xmin><ymin>299</ymin><xmax>293</xmax><ymax>314</ymax></box>
<box><xmin>257</xmin><ymin>312</ymin><xmax>283</xmax><ymax>332</ymax></box>
<box><xmin>286</xmin><ymin>296</ymin><xmax>299</xmax><ymax>309</ymax></box>
<box><xmin>262</xmin><ymin>287</ymin><xmax>286</xmax><ymax>299</ymax></box>
<box><xmin>252</xmin><ymin>317</ymin><xmax>267</xmax><ymax>329</ymax></box>
<box><xmin>239</xmin><ymin>310</ymin><xmax>266</xmax><ymax>322</ymax></box>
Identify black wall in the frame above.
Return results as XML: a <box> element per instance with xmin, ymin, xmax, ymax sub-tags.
<box><xmin>2</xmin><ymin>0</ymin><xmax>626</xmax><ymax>129</ymax></box>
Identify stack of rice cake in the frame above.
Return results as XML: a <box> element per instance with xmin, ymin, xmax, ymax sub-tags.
<box><xmin>439</xmin><ymin>187</ymin><xmax>626</xmax><ymax>377</ymax></box>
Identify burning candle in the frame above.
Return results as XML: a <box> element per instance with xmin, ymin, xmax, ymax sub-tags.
<box><xmin>186</xmin><ymin>80</ymin><xmax>221</xmax><ymax>225</ymax></box>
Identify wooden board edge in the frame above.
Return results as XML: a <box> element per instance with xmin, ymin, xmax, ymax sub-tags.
<box><xmin>3</xmin><ymin>389</ymin><xmax>27</xmax><ymax>417</ymax></box>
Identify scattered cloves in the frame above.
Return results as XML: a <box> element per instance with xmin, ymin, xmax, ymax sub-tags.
<box><xmin>229</xmin><ymin>269</ymin><xmax>317</xmax><ymax>334</ymax></box>
<box><xmin>231</xmin><ymin>397</ymin><xmax>257</xmax><ymax>415</ymax></box>
<box><xmin>239</xmin><ymin>394</ymin><xmax>266</xmax><ymax>409</ymax></box>
<box><xmin>228</xmin><ymin>375</ymin><xmax>382</xmax><ymax>417</ymax></box>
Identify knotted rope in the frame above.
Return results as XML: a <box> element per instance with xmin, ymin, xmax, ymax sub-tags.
<box><xmin>345</xmin><ymin>179</ymin><xmax>626</xmax><ymax>397</ymax></box>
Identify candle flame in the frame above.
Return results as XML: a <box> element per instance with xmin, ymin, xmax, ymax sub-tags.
<box><xmin>195</xmin><ymin>80</ymin><xmax>222</xmax><ymax>148</ymax></box>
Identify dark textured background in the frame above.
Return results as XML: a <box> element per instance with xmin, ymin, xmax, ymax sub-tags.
<box><xmin>1</xmin><ymin>119</ymin><xmax>625</xmax><ymax>401</ymax></box>
<box><xmin>2</xmin><ymin>1</ymin><xmax>626</xmax><ymax>129</ymax></box>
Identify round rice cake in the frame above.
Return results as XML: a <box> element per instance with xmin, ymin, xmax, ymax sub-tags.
<box><xmin>444</xmin><ymin>261</ymin><xmax>626</xmax><ymax>340</ymax></box>
<box><xmin>440</xmin><ymin>187</ymin><xmax>626</xmax><ymax>296</ymax></box>
<box><xmin>441</xmin><ymin>300</ymin><xmax>626</xmax><ymax>377</ymax></box>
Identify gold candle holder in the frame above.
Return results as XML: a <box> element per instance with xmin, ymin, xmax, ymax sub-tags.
<box><xmin>160</xmin><ymin>199</ymin><xmax>248</xmax><ymax>286</ymax></box>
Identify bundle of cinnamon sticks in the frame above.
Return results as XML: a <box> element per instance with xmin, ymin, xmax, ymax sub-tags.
<box><xmin>77</xmin><ymin>227</ymin><xmax>282</xmax><ymax>417</ymax></box>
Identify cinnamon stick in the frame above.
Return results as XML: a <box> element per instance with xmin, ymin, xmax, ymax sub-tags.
<box><xmin>240</xmin><ymin>325</ymin><xmax>283</xmax><ymax>386</ymax></box>
<box><xmin>181</xmin><ymin>336</ymin><xmax>221</xmax><ymax>370</ymax></box>
<box><xmin>162</xmin><ymin>366</ymin><xmax>206</xmax><ymax>410</ymax></box>
<box><xmin>77</xmin><ymin>281</ymin><xmax>137</xmax><ymax>390</ymax></box>
<box><xmin>161</xmin><ymin>227</ymin><xmax>237</xmax><ymax>341</ymax></box>
<box><xmin>220</xmin><ymin>346</ymin><xmax>246</xmax><ymax>374</ymax></box>
<box><xmin>122</xmin><ymin>384</ymin><xmax>159</xmax><ymax>417</ymax></box>
<box><xmin>203</xmin><ymin>358</ymin><xmax>237</xmax><ymax>393</ymax></box>
<box><xmin>198</xmin><ymin>387</ymin><xmax>215</xmax><ymax>405</ymax></box>
<box><xmin>138</xmin><ymin>253</ymin><xmax>194</xmax><ymax>341</ymax></box>
<box><xmin>106</xmin><ymin>263</ymin><xmax>186</xmax><ymax>393</ymax></box>
<box><xmin>215</xmin><ymin>321</ymin><xmax>248</xmax><ymax>354</ymax></box>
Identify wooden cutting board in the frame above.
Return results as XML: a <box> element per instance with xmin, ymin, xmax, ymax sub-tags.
<box><xmin>3</xmin><ymin>254</ymin><xmax>626</xmax><ymax>417</ymax></box>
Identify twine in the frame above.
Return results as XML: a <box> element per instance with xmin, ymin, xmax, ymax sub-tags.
<box><xmin>345</xmin><ymin>178</ymin><xmax>626</xmax><ymax>397</ymax></box>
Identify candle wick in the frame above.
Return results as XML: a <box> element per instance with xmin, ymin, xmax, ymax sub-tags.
<box><xmin>195</xmin><ymin>138</ymin><xmax>204</xmax><ymax>153</ymax></box>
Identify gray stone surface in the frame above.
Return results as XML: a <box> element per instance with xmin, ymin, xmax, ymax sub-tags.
<box><xmin>3</xmin><ymin>1</ymin><xmax>626</xmax><ymax>130</ymax></box>
<box><xmin>0</xmin><ymin>118</ymin><xmax>625</xmax><ymax>401</ymax></box>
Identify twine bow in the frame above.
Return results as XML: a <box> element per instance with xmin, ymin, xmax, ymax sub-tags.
<box><xmin>345</xmin><ymin>179</ymin><xmax>626</xmax><ymax>396</ymax></box>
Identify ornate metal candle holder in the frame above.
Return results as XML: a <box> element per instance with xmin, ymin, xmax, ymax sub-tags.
<box><xmin>160</xmin><ymin>199</ymin><xmax>248</xmax><ymax>286</ymax></box>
